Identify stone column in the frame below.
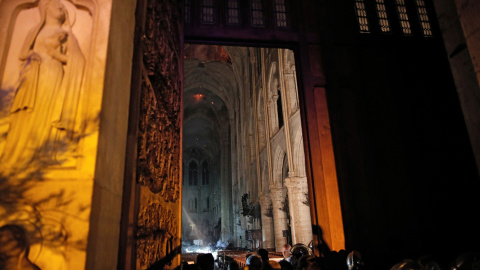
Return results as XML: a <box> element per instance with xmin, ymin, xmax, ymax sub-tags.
<box><xmin>221</xmin><ymin>138</ymin><xmax>232</xmax><ymax>241</ymax></box>
<box><xmin>285</xmin><ymin>177</ymin><xmax>313</xmax><ymax>245</ymax></box>
<box><xmin>259</xmin><ymin>193</ymin><xmax>275</xmax><ymax>249</ymax></box>
<box><xmin>270</xmin><ymin>186</ymin><xmax>288</xmax><ymax>251</ymax></box>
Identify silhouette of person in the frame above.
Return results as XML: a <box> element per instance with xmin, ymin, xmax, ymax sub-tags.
<box><xmin>246</xmin><ymin>255</ymin><xmax>262</xmax><ymax>270</ymax></box>
<box><xmin>257</xmin><ymin>248</ymin><xmax>269</xmax><ymax>266</ymax></box>
<box><xmin>197</xmin><ymin>253</ymin><xmax>214</xmax><ymax>270</ymax></box>
<box><xmin>0</xmin><ymin>224</ymin><xmax>41</xmax><ymax>270</ymax></box>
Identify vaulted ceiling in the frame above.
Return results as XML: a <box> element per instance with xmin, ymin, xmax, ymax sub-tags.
<box><xmin>183</xmin><ymin>44</ymin><xmax>241</xmax><ymax>166</ymax></box>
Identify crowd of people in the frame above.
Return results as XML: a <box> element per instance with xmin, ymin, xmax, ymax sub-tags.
<box><xmin>180</xmin><ymin>243</ymin><xmax>480</xmax><ymax>270</ymax></box>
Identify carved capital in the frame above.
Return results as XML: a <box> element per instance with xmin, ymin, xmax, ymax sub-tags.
<box><xmin>259</xmin><ymin>193</ymin><xmax>272</xmax><ymax>208</ymax></box>
<box><xmin>284</xmin><ymin>177</ymin><xmax>308</xmax><ymax>194</ymax></box>
<box><xmin>269</xmin><ymin>186</ymin><xmax>286</xmax><ymax>199</ymax></box>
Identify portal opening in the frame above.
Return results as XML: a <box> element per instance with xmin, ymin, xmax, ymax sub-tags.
<box><xmin>182</xmin><ymin>44</ymin><xmax>312</xmax><ymax>264</ymax></box>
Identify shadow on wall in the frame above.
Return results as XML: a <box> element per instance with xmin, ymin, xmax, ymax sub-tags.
<box><xmin>0</xmin><ymin>224</ymin><xmax>41</xmax><ymax>269</ymax></box>
<box><xmin>146</xmin><ymin>245</ymin><xmax>182</xmax><ymax>270</ymax></box>
<box><xmin>0</xmin><ymin>111</ymin><xmax>98</xmax><ymax>268</ymax></box>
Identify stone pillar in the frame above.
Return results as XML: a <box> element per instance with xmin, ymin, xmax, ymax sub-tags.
<box><xmin>432</xmin><ymin>0</ymin><xmax>480</xmax><ymax>175</ymax></box>
<box><xmin>221</xmin><ymin>139</ymin><xmax>232</xmax><ymax>241</ymax></box>
<box><xmin>285</xmin><ymin>177</ymin><xmax>313</xmax><ymax>245</ymax></box>
<box><xmin>259</xmin><ymin>193</ymin><xmax>275</xmax><ymax>249</ymax></box>
<box><xmin>270</xmin><ymin>186</ymin><xmax>288</xmax><ymax>251</ymax></box>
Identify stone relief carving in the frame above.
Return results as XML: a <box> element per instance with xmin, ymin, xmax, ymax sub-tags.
<box><xmin>137</xmin><ymin>0</ymin><xmax>181</xmax><ymax>202</ymax></box>
<box><xmin>136</xmin><ymin>202</ymin><xmax>178</xmax><ymax>270</ymax></box>
<box><xmin>135</xmin><ymin>0</ymin><xmax>182</xmax><ymax>269</ymax></box>
<box><xmin>0</xmin><ymin>0</ymin><xmax>86</xmax><ymax>171</ymax></box>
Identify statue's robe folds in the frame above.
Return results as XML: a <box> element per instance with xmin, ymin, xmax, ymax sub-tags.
<box><xmin>1</xmin><ymin>25</ymin><xmax>85</xmax><ymax>170</ymax></box>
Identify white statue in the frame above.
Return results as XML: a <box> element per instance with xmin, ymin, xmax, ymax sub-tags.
<box><xmin>1</xmin><ymin>0</ymin><xmax>85</xmax><ymax>170</ymax></box>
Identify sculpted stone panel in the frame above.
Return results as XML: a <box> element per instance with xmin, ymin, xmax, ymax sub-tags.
<box><xmin>136</xmin><ymin>202</ymin><xmax>178</xmax><ymax>270</ymax></box>
<box><xmin>137</xmin><ymin>74</ymin><xmax>180</xmax><ymax>202</ymax></box>
<box><xmin>136</xmin><ymin>0</ymin><xmax>181</xmax><ymax>202</ymax></box>
<box><xmin>0</xmin><ymin>0</ymin><xmax>110</xmax><ymax>269</ymax></box>
<box><xmin>135</xmin><ymin>0</ymin><xmax>182</xmax><ymax>269</ymax></box>
<box><xmin>0</xmin><ymin>0</ymin><xmax>94</xmax><ymax>173</ymax></box>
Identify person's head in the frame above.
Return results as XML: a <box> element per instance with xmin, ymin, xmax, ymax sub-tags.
<box><xmin>40</xmin><ymin>0</ymin><xmax>67</xmax><ymax>23</ymax></box>
<box><xmin>228</xmin><ymin>260</ymin><xmax>240</xmax><ymax>270</ymax></box>
<box><xmin>196</xmin><ymin>253</ymin><xmax>214</xmax><ymax>270</ymax></box>
<box><xmin>296</xmin><ymin>255</ymin><xmax>316</xmax><ymax>270</ymax></box>
<box><xmin>282</xmin><ymin>244</ymin><xmax>292</xmax><ymax>259</ymax></box>
<box><xmin>292</xmin><ymin>245</ymin><xmax>310</xmax><ymax>261</ymax></box>
<box><xmin>257</xmin><ymin>248</ymin><xmax>269</xmax><ymax>263</ymax></box>
<box><xmin>246</xmin><ymin>255</ymin><xmax>263</xmax><ymax>270</ymax></box>
<box><xmin>279</xmin><ymin>260</ymin><xmax>294</xmax><ymax>270</ymax></box>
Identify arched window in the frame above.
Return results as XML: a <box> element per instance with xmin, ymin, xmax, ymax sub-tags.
<box><xmin>189</xmin><ymin>161</ymin><xmax>198</xmax><ymax>186</ymax></box>
<box><xmin>202</xmin><ymin>161</ymin><xmax>209</xmax><ymax>185</ymax></box>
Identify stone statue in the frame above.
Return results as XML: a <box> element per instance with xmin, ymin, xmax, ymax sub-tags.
<box><xmin>0</xmin><ymin>0</ymin><xmax>85</xmax><ymax>169</ymax></box>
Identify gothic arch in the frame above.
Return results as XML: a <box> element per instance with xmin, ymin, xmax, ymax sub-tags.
<box><xmin>267</xmin><ymin>61</ymin><xmax>280</xmax><ymax>134</ymax></box>
<box><xmin>282</xmin><ymin>49</ymin><xmax>298</xmax><ymax>114</ymax></box>
<box><xmin>292</xmin><ymin>128</ymin><xmax>306</xmax><ymax>177</ymax></box>
<box><xmin>272</xmin><ymin>145</ymin><xmax>286</xmax><ymax>187</ymax></box>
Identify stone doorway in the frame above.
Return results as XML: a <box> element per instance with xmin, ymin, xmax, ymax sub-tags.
<box><xmin>181</xmin><ymin>44</ymin><xmax>313</xmax><ymax>258</ymax></box>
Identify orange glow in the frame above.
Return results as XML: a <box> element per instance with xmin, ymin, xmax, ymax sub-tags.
<box><xmin>194</xmin><ymin>94</ymin><xmax>204</xmax><ymax>102</ymax></box>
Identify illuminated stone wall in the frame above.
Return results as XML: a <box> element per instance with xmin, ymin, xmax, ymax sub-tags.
<box><xmin>0</xmin><ymin>0</ymin><xmax>114</xmax><ymax>269</ymax></box>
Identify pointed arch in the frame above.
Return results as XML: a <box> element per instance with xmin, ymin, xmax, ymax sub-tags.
<box><xmin>283</xmin><ymin>49</ymin><xmax>298</xmax><ymax>114</ymax></box>
<box><xmin>267</xmin><ymin>61</ymin><xmax>280</xmax><ymax>134</ymax></box>
<box><xmin>292</xmin><ymin>127</ymin><xmax>306</xmax><ymax>177</ymax></box>
<box><xmin>272</xmin><ymin>145</ymin><xmax>286</xmax><ymax>187</ymax></box>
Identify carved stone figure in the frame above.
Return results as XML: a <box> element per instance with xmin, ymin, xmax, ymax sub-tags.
<box><xmin>0</xmin><ymin>0</ymin><xmax>85</xmax><ymax>170</ymax></box>
<box><xmin>0</xmin><ymin>224</ymin><xmax>41</xmax><ymax>270</ymax></box>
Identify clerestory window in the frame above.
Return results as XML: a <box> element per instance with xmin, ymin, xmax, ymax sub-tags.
<box><xmin>416</xmin><ymin>0</ymin><xmax>433</xmax><ymax>37</ymax></box>
<box><xmin>375</xmin><ymin>0</ymin><xmax>391</xmax><ymax>33</ymax></box>
<box><xmin>354</xmin><ymin>0</ymin><xmax>370</xmax><ymax>33</ymax></box>
<box><xmin>396</xmin><ymin>0</ymin><xmax>412</xmax><ymax>35</ymax></box>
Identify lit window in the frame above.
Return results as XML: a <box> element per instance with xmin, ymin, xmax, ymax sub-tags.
<box><xmin>416</xmin><ymin>0</ymin><xmax>433</xmax><ymax>36</ymax></box>
<box><xmin>226</xmin><ymin>0</ymin><xmax>241</xmax><ymax>25</ymax></box>
<box><xmin>354</xmin><ymin>0</ymin><xmax>370</xmax><ymax>33</ymax></box>
<box><xmin>273</xmin><ymin>0</ymin><xmax>288</xmax><ymax>28</ymax></box>
<box><xmin>185</xmin><ymin>0</ymin><xmax>193</xmax><ymax>24</ymax></box>
<box><xmin>250</xmin><ymin>0</ymin><xmax>265</xmax><ymax>27</ymax></box>
<box><xmin>201</xmin><ymin>0</ymin><xmax>216</xmax><ymax>24</ymax></box>
<box><xmin>376</xmin><ymin>0</ymin><xmax>391</xmax><ymax>33</ymax></box>
<box><xmin>396</xmin><ymin>0</ymin><xmax>412</xmax><ymax>35</ymax></box>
